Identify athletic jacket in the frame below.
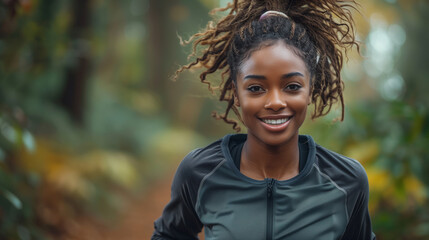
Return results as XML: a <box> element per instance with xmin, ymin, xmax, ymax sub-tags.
<box><xmin>152</xmin><ymin>134</ymin><xmax>376</xmax><ymax>240</ymax></box>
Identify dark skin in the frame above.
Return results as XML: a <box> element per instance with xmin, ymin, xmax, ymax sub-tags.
<box><xmin>234</xmin><ymin>41</ymin><xmax>311</xmax><ymax>181</ymax></box>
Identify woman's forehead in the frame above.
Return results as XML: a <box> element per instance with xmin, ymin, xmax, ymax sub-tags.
<box><xmin>239</xmin><ymin>42</ymin><xmax>308</xmax><ymax>74</ymax></box>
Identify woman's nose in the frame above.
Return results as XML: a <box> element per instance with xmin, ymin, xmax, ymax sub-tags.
<box><xmin>264</xmin><ymin>90</ymin><xmax>287</xmax><ymax>111</ymax></box>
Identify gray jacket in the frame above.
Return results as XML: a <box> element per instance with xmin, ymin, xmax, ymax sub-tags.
<box><xmin>152</xmin><ymin>134</ymin><xmax>375</xmax><ymax>240</ymax></box>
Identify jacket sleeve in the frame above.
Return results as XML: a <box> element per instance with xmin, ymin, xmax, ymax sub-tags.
<box><xmin>151</xmin><ymin>152</ymin><xmax>203</xmax><ymax>240</ymax></box>
<box><xmin>341</xmin><ymin>172</ymin><xmax>376</xmax><ymax>240</ymax></box>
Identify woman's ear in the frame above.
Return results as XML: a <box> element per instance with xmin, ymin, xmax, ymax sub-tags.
<box><xmin>307</xmin><ymin>82</ymin><xmax>312</xmax><ymax>105</ymax></box>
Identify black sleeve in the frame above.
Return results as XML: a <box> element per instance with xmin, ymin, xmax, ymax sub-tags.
<box><xmin>151</xmin><ymin>151</ymin><xmax>203</xmax><ymax>240</ymax></box>
<box><xmin>341</xmin><ymin>172</ymin><xmax>376</xmax><ymax>240</ymax></box>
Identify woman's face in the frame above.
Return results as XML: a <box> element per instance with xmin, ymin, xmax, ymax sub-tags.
<box><xmin>235</xmin><ymin>41</ymin><xmax>311</xmax><ymax>147</ymax></box>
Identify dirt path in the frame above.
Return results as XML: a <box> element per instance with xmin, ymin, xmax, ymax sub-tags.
<box><xmin>99</xmin><ymin>172</ymin><xmax>204</xmax><ymax>240</ymax></box>
<box><xmin>105</xmin><ymin>173</ymin><xmax>175</xmax><ymax>240</ymax></box>
<box><xmin>70</xmin><ymin>171</ymin><xmax>204</xmax><ymax>240</ymax></box>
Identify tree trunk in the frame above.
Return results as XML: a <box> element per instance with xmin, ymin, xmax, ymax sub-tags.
<box><xmin>60</xmin><ymin>0</ymin><xmax>92</xmax><ymax>125</ymax></box>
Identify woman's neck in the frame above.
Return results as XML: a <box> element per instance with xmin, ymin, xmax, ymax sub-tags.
<box><xmin>240</xmin><ymin>134</ymin><xmax>300</xmax><ymax>181</ymax></box>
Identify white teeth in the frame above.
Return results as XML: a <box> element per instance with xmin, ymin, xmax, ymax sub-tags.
<box><xmin>262</xmin><ymin>117</ymin><xmax>290</xmax><ymax>125</ymax></box>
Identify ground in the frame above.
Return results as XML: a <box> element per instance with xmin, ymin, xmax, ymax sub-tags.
<box><xmin>106</xmin><ymin>173</ymin><xmax>174</xmax><ymax>240</ymax></box>
<box><xmin>73</xmin><ymin>172</ymin><xmax>204</xmax><ymax>240</ymax></box>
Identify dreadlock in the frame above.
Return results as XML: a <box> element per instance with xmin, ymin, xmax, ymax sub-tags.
<box><xmin>175</xmin><ymin>0</ymin><xmax>360</xmax><ymax>132</ymax></box>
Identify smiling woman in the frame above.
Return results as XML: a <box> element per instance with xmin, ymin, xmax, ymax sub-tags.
<box><xmin>152</xmin><ymin>0</ymin><xmax>375</xmax><ymax>239</ymax></box>
<box><xmin>235</xmin><ymin>42</ymin><xmax>311</xmax><ymax>180</ymax></box>
<box><xmin>235</xmin><ymin>43</ymin><xmax>310</xmax><ymax>145</ymax></box>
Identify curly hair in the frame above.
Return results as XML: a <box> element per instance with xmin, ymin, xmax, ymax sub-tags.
<box><xmin>176</xmin><ymin>0</ymin><xmax>360</xmax><ymax>131</ymax></box>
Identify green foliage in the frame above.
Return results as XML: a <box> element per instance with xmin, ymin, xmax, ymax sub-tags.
<box><xmin>0</xmin><ymin>111</ymin><xmax>43</xmax><ymax>239</ymax></box>
<box><xmin>0</xmin><ymin>0</ymin><xmax>213</xmax><ymax>239</ymax></box>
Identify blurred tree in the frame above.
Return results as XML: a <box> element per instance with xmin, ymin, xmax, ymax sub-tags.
<box><xmin>60</xmin><ymin>0</ymin><xmax>92</xmax><ymax>124</ymax></box>
<box><xmin>146</xmin><ymin>0</ymin><xmax>211</xmax><ymax>117</ymax></box>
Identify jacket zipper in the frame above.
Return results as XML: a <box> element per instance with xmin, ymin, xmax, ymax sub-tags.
<box><xmin>266</xmin><ymin>178</ymin><xmax>275</xmax><ymax>240</ymax></box>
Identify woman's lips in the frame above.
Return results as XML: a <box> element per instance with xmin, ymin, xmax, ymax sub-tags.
<box><xmin>259</xmin><ymin>116</ymin><xmax>293</xmax><ymax>132</ymax></box>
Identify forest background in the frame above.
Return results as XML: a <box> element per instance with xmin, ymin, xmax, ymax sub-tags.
<box><xmin>0</xmin><ymin>0</ymin><xmax>428</xmax><ymax>239</ymax></box>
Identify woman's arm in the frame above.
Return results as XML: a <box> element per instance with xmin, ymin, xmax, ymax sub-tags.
<box><xmin>151</xmin><ymin>152</ymin><xmax>204</xmax><ymax>239</ymax></box>
<box><xmin>340</xmin><ymin>172</ymin><xmax>376</xmax><ymax>240</ymax></box>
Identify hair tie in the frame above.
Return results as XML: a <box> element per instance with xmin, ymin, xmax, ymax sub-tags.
<box><xmin>259</xmin><ymin>10</ymin><xmax>289</xmax><ymax>21</ymax></box>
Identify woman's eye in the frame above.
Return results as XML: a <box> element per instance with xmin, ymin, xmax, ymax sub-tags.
<box><xmin>286</xmin><ymin>84</ymin><xmax>302</xmax><ymax>91</ymax></box>
<box><xmin>247</xmin><ymin>85</ymin><xmax>264</xmax><ymax>92</ymax></box>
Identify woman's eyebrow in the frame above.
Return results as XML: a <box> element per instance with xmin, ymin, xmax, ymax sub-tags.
<box><xmin>281</xmin><ymin>72</ymin><xmax>304</xmax><ymax>79</ymax></box>
<box><xmin>243</xmin><ymin>72</ymin><xmax>304</xmax><ymax>80</ymax></box>
<box><xmin>243</xmin><ymin>74</ymin><xmax>266</xmax><ymax>80</ymax></box>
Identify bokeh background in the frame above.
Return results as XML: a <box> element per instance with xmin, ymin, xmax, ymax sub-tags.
<box><xmin>1</xmin><ymin>0</ymin><xmax>428</xmax><ymax>239</ymax></box>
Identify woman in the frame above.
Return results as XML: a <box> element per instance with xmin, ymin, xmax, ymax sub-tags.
<box><xmin>152</xmin><ymin>0</ymin><xmax>375</xmax><ymax>239</ymax></box>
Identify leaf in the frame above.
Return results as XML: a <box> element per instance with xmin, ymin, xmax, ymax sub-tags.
<box><xmin>0</xmin><ymin>118</ymin><xmax>18</xmax><ymax>144</ymax></box>
<box><xmin>22</xmin><ymin>130</ymin><xmax>36</xmax><ymax>153</ymax></box>
<box><xmin>4</xmin><ymin>190</ymin><xmax>22</xmax><ymax>209</ymax></box>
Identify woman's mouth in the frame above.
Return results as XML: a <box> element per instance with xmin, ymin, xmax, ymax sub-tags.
<box><xmin>261</xmin><ymin>117</ymin><xmax>291</xmax><ymax>125</ymax></box>
<box><xmin>258</xmin><ymin>116</ymin><xmax>293</xmax><ymax>132</ymax></box>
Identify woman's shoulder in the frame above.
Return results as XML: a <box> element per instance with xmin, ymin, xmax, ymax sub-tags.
<box><xmin>313</xmin><ymin>143</ymin><xmax>369</xmax><ymax>192</ymax></box>
<box><xmin>315</xmin><ymin>144</ymin><xmax>366</xmax><ymax>172</ymax></box>
<box><xmin>180</xmin><ymin>134</ymin><xmax>245</xmax><ymax>168</ymax></box>
<box><xmin>175</xmin><ymin>136</ymin><xmax>227</xmax><ymax>180</ymax></box>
